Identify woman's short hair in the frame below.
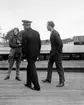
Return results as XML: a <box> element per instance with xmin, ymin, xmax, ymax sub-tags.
<box><xmin>13</xmin><ymin>28</ymin><xmax>19</xmax><ymax>33</ymax></box>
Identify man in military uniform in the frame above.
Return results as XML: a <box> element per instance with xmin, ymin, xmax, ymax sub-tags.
<box><xmin>4</xmin><ymin>28</ymin><xmax>22</xmax><ymax>81</ymax></box>
<box><xmin>21</xmin><ymin>20</ymin><xmax>41</xmax><ymax>91</ymax></box>
<box><xmin>42</xmin><ymin>21</ymin><xmax>65</xmax><ymax>87</ymax></box>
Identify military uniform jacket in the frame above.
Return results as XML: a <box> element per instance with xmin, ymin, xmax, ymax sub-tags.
<box><xmin>50</xmin><ymin>29</ymin><xmax>63</xmax><ymax>54</ymax></box>
<box><xmin>22</xmin><ymin>28</ymin><xmax>41</xmax><ymax>58</ymax></box>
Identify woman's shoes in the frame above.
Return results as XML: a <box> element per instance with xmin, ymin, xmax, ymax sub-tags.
<box><xmin>4</xmin><ymin>76</ymin><xmax>10</xmax><ymax>80</ymax></box>
<box><xmin>4</xmin><ymin>76</ymin><xmax>21</xmax><ymax>81</ymax></box>
<box><xmin>15</xmin><ymin>76</ymin><xmax>21</xmax><ymax>81</ymax></box>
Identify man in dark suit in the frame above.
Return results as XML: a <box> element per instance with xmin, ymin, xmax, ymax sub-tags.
<box><xmin>21</xmin><ymin>20</ymin><xmax>41</xmax><ymax>91</ymax></box>
<box><xmin>42</xmin><ymin>21</ymin><xmax>65</xmax><ymax>87</ymax></box>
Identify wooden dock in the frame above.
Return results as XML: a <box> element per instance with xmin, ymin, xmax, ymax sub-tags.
<box><xmin>0</xmin><ymin>70</ymin><xmax>84</xmax><ymax>105</ymax></box>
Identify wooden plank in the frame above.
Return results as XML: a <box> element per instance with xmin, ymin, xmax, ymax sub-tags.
<box><xmin>0</xmin><ymin>71</ymin><xmax>84</xmax><ymax>105</ymax></box>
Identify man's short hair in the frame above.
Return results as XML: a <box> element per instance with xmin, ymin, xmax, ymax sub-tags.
<box><xmin>47</xmin><ymin>21</ymin><xmax>55</xmax><ymax>28</ymax></box>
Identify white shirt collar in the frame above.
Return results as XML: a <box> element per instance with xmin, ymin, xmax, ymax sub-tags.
<box><xmin>51</xmin><ymin>28</ymin><xmax>54</xmax><ymax>34</ymax></box>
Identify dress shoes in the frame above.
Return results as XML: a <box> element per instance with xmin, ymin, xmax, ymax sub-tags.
<box><xmin>32</xmin><ymin>86</ymin><xmax>40</xmax><ymax>91</ymax></box>
<box><xmin>15</xmin><ymin>77</ymin><xmax>21</xmax><ymax>81</ymax></box>
<box><xmin>56</xmin><ymin>82</ymin><xmax>64</xmax><ymax>87</ymax></box>
<box><xmin>4</xmin><ymin>76</ymin><xmax>10</xmax><ymax>80</ymax></box>
<box><xmin>24</xmin><ymin>84</ymin><xmax>31</xmax><ymax>88</ymax></box>
<box><xmin>24</xmin><ymin>84</ymin><xmax>40</xmax><ymax>91</ymax></box>
<box><xmin>42</xmin><ymin>79</ymin><xmax>51</xmax><ymax>83</ymax></box>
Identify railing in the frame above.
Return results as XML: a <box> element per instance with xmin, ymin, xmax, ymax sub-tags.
<box><xmin>0</xmin><ymin>43</ymin><xmax>84</xmax><ymax>60</ymax></box>
<box><xmin>0</xmin><ymin>51</ymin><xmax>84</xmax><ymax>61</ymax></box>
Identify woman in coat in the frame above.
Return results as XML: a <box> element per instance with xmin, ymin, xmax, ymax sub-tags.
<box><xmin>4</xmin><ymin>28</ymin><xmax>22</xmax><ymax>81</ymax></box>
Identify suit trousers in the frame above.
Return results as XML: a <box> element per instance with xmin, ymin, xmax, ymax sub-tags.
<box><xmin>26</xmin><ymin>56</ymin><xmax>40</xmax><ymax>88</ymax></box>
<box><xmin>46</xmin><ymin>52</ymin><xmax>65</xmax><ymax>83</ymax></box>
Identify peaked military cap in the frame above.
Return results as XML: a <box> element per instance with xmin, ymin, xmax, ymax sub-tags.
<box><xmin>22</xmin><ymin>20</ymin><xmax>32</xmax><ymax>25</ymax></box>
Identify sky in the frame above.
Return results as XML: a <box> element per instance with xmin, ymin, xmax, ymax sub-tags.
<box><xmin>0</xmin><ymin>0</ymin><xmax>84</xmax><ymax>40</ymax></box>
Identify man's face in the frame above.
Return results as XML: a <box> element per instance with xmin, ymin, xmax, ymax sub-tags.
<box><xmin>23</xmin><ymin>24</ymin><xmax>28</xmax><ymax>30</ymax></box>
<box><xmin>47</xmin><ymin>24</ymin><xmax>51</xmax><ymax>31</ymax></box>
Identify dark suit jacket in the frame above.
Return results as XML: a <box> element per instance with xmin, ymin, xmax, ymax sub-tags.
<box><xmin>50</xmin><ymin>29</ymin><xmax>63</xmax><ymax>53</ymax></box>
<box><xmin>22</xmin><ymin>28</ymin><xmax>41</xmax><ymax>58</ymax></box>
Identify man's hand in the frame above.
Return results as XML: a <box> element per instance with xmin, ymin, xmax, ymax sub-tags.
<box><xmin>50</xmin><ymin>51</ymin><xmax>55</xmax><ymax>56</ymax></box>
<box><xmin>18</xmin><ymin>43</ymin><xmax>22</xmax><ymax>47</ymax></box>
